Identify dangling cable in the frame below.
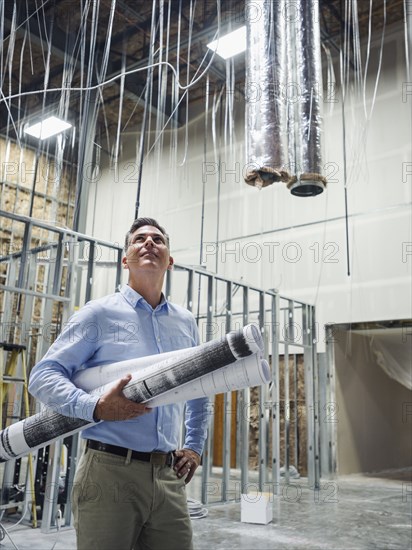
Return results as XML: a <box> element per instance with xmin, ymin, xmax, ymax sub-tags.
<box><xmin>0</xmin><ymin>1</ymin><xmax>4</xmax><ymax>85</ymax></box>
<box><xmin>404</xmin><ymin>0</ymin><xmax>411</xmax><ymax>80</ymax></box>
<box><xmin>112</xmin><ymin>46</ymin><xmax>125</xmax><ymax>181</ymax></box>
<box><xmin>159</xmin><ymin>0</ymin><xmax>171</xmax><ymax>167</ymax></box>
<box><xmin>363</xmin><ymin>0</ymin><xmax>374</xmax><ymax>119</ymax></box>
<box><xmin>179</xmin><ymin>0</ymin><xmax>196</xmax><ymax>167</ymax></box>
<box><xmin>195</xmin><ymin>74</ymin><xmax>209</xmax><ymax>322</ymax></box>
<box><xmin>199</xmin><ymin>74</ymin><xmax>209</xmax><ymax>266</ymax></box>
<box><xmin>215</xmin><ymin>96</ymin><xmax>223</xmax><ymax>276</ymax></box>
<box><xmin>340</xmin><ymin>0</ymin><xmax>350</xmax><ymax>277</ymax></box>
<box><xmin>134</xmin><ymin>0</ymin><xmax>157</xmax><ymax>219</ymax></box>
<box><xmin>155</xmin><ymin>0</ymin><xmax>165</xmax><ymax>167</ymax></box>
<box><xmin>170</xmin><ymin>0</ymin><xmax>182</xmax><ymax>172</ymax></box>
<box><xmin>368</xmin><ymin>0</ymin><xmax>387</xmax><ymax>120</ymax></box>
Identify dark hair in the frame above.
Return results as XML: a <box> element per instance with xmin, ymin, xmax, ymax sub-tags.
<box><xmin>124</xmin><ymin>217</ymin><xmax>170</xmax><ymax>251</ymax></box>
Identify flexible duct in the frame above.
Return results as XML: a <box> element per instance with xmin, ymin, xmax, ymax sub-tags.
<box><xmin>244</xmin><ymin>0</ymin><xmax>290</xmax><ymax>188</ymax></box>
<box><xmin>286</xmin><ymin>0</ymin><xmax>326</xmax><ymax>196</ymax></box>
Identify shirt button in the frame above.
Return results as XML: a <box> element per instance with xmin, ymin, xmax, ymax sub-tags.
<box><xmin>157</xmin><ymin>337</ymin><xmax>160</xmax><ymax>342</ymax></box>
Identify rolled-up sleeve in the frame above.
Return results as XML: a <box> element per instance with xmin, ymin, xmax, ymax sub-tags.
<box><xmin>184</xmin><ymin>396</ymin><xmax>211</xmax><ymax>455</ymax></box>
<box><xmin>183</xmin><ymin>318</ymin><xmax>211</xmax><ymax>455</ymax></box>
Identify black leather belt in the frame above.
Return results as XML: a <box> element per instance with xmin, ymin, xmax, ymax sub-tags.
<box><xmin>86</xmin><ymin>439</ymin><xmax>175</xmax><ymax>467</ymax></box>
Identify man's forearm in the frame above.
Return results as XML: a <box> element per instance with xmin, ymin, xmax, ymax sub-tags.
<box><xmin>29</xmin><ymin>362</ymin><xmax>99</xmax><ymax>422</ymax></box>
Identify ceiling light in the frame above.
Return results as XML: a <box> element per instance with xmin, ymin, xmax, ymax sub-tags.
<box><xmin>207</xmin><ymin>26</ymin><xmax>247</xmax><ymax>60</ymax></box>
<box><xmin>24</xmin><ymin>116</ymin><xmax>72</xmax><ymax>140</ymax></box>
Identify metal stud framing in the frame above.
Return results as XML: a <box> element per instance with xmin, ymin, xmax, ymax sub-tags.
<box><xmin>0</xmin><ymin>210</ymin><xmax>124</xmax><ymax>532</ymax></box>
<box><xmin>169</xmin><ymin>267</ymin><xmax>321</xmax><ymax>503</ymax></box>
<box><xmin>1</xmin><ymin>209</ymin><xmax>325</xmax><ymax>524</ymax></box>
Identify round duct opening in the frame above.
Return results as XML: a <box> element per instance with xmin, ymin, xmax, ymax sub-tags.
<box><xmin>287</xmin><ymin>172</ymin><xmax>326</xmax><ymax>197</ymax></box>
<box><xmin>288</xmin><ymin>178</ymin><xmax>326</xmax><ymax>197</ymax></box>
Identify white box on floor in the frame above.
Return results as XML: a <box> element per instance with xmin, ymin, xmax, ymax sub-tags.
<box><xmin>240</xmin><ymin>492</ymin><xmax>273</xmax><ymax>524</ymax></box>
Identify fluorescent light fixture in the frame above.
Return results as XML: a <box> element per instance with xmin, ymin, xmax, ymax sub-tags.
<box><xmin>207</xmin><ymin>26</ymin><xmax>246</xmax><ymax>60</ymax></box>
<box><xmin>24</xmin><ymin>116</ymin><xmax>72</xmax><ymax>140</ymax></box>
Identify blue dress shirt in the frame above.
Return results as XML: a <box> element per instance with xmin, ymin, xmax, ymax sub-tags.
<box><xmin>29</xmin><ymin>285</ymin><xmax>209</xmax><ymax>455</ymax></box>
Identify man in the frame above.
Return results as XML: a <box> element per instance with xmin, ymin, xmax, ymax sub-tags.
<box><xmin>29</xmin><ymin>217</ymin><xmax>209</xmax><ymax>550</ymax></box>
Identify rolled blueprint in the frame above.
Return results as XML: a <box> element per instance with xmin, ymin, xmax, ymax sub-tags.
<box><xmin>0</xmin><ymin>324</ymin><xmax>264</xmax><ymax>462</ymax></box>
<box><xmin>75</xmin><ymin>352</ymin><xmax>270</xmax><ymax>407</ymax></box>
<box><xmin>147</xmin><ymin>356</ymin><xmax>270</xmax><ymax>407</ymax></box>
<box><xmin>72</xmin><ymin>347</ymin><xmax>194</xmax><ymax>392</ymax></box>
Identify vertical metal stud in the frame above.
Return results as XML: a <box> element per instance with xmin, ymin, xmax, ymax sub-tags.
<box><xmin>115</xmin><ymin>248</ymin><xmax>123</xmax><ymax>290</ymax></box>
<box><xmin>201</xmin><ymin>275</ymin><xmax>214</xmax><ymax>504</ymax></box>
<box><xmin>187</xmin><ymin>269</ymin><xmax>194</xmax><ymax>312</ymax></box>
<box><xmin>271</xmin><ymin>292</ymin><xmax>280</xmax><ymax>494</ymax></box>
<box><xmin>240</xmin><ymin>286</ymin><xmax>250</xmax><ymax>495</ymax></box>
<box><xmin>325</xmin><ymin>325</ymin><xmax>338</xmax><ymax>477</ymax></box>
<box><xmin>293</xmin><ymin>353</ymin><xmax>299</xmax><ymax>473</ymax></box>
<box><xmin>258</xmin><ymin>291</ymin><xmax>267</xmax><ymax>491</ymax></box>
<box><xmin>85</xmin><ymin>241</ymin><xmax>95</xmax><ymax>303</ymax></box>
<box><xmin>222</xmin><ymin>280</ymin><xmax>232</xmax><ymax>501</ymax></box>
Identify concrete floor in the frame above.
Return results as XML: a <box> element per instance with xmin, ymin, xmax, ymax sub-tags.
<box><xmin>0</xmin><ymin>473</ymin><xmax>411</xmax><ymax>549</ymax></box>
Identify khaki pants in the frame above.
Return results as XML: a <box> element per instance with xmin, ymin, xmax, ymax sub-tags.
<box><xmin>72</xmin><ymin>447</ymin><xmax>193</xmax><ymax>550</ymax></box>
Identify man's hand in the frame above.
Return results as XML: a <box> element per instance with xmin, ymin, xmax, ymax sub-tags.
<box><xmin>93</xmin><ymin>374</ymin><xmax>151</xmax><ymax>421</ymax></box>
<box><xmin>173</xmin><ymin>448</ymin><xmax>201</xmax><ymax>484</ymax></box>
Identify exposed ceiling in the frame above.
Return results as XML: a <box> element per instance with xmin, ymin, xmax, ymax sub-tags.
<box><xmin>0</xmin><ymin>0</ymin><xmax>406</xmax><ymax>157</ymax></box>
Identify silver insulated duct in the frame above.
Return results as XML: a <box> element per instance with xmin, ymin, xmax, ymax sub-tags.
<box><xmin>286</xmin><ymin>0</ymin><xmax>326</xmax><ymax>196</ymax></box>
<box><xmin>244</xmin><ymin>0</ymin><xmax>327</xmax><ymax>196</ymax></box>
<box><xmin>244</xmin><ymin>0</ymin><xmax>290</xmax><ymax>189</ymax></box>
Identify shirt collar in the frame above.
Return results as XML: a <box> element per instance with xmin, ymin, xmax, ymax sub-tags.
<box><xmin>119</xmin><ymin>284</ymin><xmax>169</xmax><ymax>312</ymax></box>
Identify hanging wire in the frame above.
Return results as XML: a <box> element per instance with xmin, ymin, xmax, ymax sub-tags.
<box><xmin>367</xmin><ymin>0</ymin><xmax>387</xmax><ymax>120</ymax></box>
<box><xmin>199</xmin><ymin>74</ymin><xmax>209</xmax><ymax>266</ymax></box>
<box><xmin>134</xmin><ymin>0</ymin><xmax>158</xmax><ymax>219</ymax></box>
<box><xmin>3</xmin><ymin>1</ymin><xmax>16</xmax><ymax>89</ymax></box>
<box><xmin>95</xmin><ymin>0</ymin><xmax>118</xmax><ymax>154</ymax></box>
<box><xmin>179</xmin><ymin>0</ymin><xmax>196</xmax><ymax>167</ymax></box>
<box><xmin>214</xmin><ymin>91</ymin><xmax>223</xmax><ymax>276</ymax></box>
<box><xmin>362</xmin><ymin>0</ymin><xmax>374</xmax><ymax>121</ymax></box>
<box><xmin>97</xmin><ymin>0</ymin><xmax>117</xmax><ymax>82</ymax></box>
<box><xmin>0</xmin><ymin>89</ymin><xmax>21</xmax><ymax>148</ymax></box>
<box><xmin>155</xmin><ymin>0</ymin><xmax>165</xmax><ymax>166</ymax></box>
<box><xmin>0</xmin><ymin>1</ymin><xmax>4</xmax><ymax>83</ymax></box>
<box><xmin>322</xmin><ymin>43</ymin><xmax>336</xmax><ymax>116</ymax></box>
<box><xmin>146</xmin><ymin>15</ymin><xmax>161</xmax><ymax>152</ymax></box>
<box><xmin>0</xmin><ymin>0</ymin><xmax>223</xmax><ymax>141</ymax></box>
<box><xmin>34</xmin><ymin>0</ymin><xmax>49</xmax><ymax>68</ymax></box>
<box><xmin>195</xmin><ymin>72</ymin><xmax>210</xmax><ymax>323</ymax></box>
<box><xmin>17</xmin><ymin>22</ymin><xmax>28</xmax><ymax>134</ymax></box>
<box><xmin>142</xmin><ymin>0</ymin><xmax>222</xmax><ymax>161</ymax></box>
<box><xmin>352</xmin><ymin>0</ymin><xmax>363</xmax><ymax>97</ymax></box>
<box><xmin>340</xmin><ymin>0</ymin><xmax>351</xmax><ymax>277</ymax></box>
<box><xmin>2</xmin><ymin>1</ymin><xmax>19</xmax><ymax>151</ymax></box>
<box><xmin>2</xmin><ymin>0</ymin><xmax>51</xmax><ymax>41</ymax></box>
<box><xmin>157</xmin><ymin>0</ymin><xmax>171</xmax><ymax>167</ymax></box>
<box><xmin>73</xmin><ymin>0</ymin><xmax>102</xmax><ymax>230</ymax></box>
<box><xmin>312</xmin><ymin>190</ymin><xmax>330</xmax><ymax>307</ymax></box>
<box><xmin>0</xmin><ymin>49</ymin><xmax>224</xmax><ymax>106</ymax></box>
<box><xmin>0</xmin><ymin>0</ymin><xmax>224</xmax><ymax>227</ymax></box>
<box><xmin>112</xmin><ymin>46</ymin><xmax>126</xmax><ymax>180</ymax></box>
<box><xmin>142</xmin><ymin>41</ymin><xmax>219</xmax><ymax>161</ymax></box>
<box><xmin>170</xmin><ymin>0</ymin><xmax>182</xmax><ymax>173</ymax></box>
<box><xmin>25</xmin><ymin>0</ymin><xmax>35</xmax><ymax>75</ymax></box>
<box><xmin>404</xmin><ymin>0</ymin><xmax>411</xmax><ymax>80</ymax></box>
<box><xmin>27</xmin><ymin>1</ymin><xmax>56</xmax><ymax>219</ymax></box>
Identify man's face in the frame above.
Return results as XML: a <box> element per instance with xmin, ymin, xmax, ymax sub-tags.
<box><xmin>123</xmin><ymin>225</ymin><xmax>173</xmax><ymax>274</ymax></box>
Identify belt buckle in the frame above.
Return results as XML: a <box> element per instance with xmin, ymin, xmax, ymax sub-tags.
<box><xmin>150</xmin><ymin>452</ymin><xmax>174</xmax><ymax>467</ymax></box>
<box><xmin>150</xmin><ymin>453</ymin><xmax>167</xmax><ymax>466</ymax></box>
